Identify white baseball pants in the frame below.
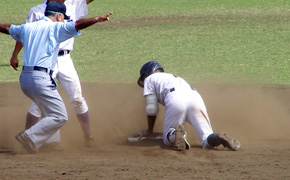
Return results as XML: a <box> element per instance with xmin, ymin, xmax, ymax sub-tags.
<box><xmin>163</xmin><ymin>90</ymin><xmax>214</xmax><ymax>148</ymax></box>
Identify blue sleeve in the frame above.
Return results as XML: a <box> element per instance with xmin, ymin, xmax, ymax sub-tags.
<box><xmin>56</xmin><ymin>21</ymin><xmax>81</xmax><ymax>42</ymax></box>
<box><xmin>8</xmin><ymin>25</ymin><xmax>22</xmax><ymax>42</ymax></box>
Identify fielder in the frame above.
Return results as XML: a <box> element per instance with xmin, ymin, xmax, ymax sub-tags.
<box><xmin>0</xmin><ymin>1</ymin><xmax>112</xmax><ymax>153</ymax></box>
<box><xmin>131</xmin><ymin>61</ymin><xmax>241</xmax><ymax>151</ymax></box>
<box><xmin>10</xmin><ymin>0</ymin><xmax>95</xmax><ymax>148</ymax></box>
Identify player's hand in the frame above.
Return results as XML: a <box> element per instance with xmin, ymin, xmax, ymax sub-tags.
<box><xmin>97</xmin><ymin>12</ymin><xmax>113</xmax><ymax>22</ymax></box>
<box><xmin>10</xmin><ymin>56</ymin><xmax>19</xmax><ymax>71</ymax></box>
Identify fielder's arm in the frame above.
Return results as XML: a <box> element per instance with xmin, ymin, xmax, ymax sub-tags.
<box><xmin>74</xmin><ymin>12</ymin><xmax>113</xmax><ymax>31</ymax></box>
<box><xmin>0</xmin><ymin>24</ymin><xmax>11</xmax><ymax>34</ymax></box>
<box><xmin>86</xmin><ymin>0</ymin><xmax>94</xmax><ymax>4</ymax></box>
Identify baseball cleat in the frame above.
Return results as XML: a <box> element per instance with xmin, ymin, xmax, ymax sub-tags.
<box><xmin>15</xmin><ymin>131</ymin><xmax>37</xmax><ymax>154</ymax></box>
<box><xmin>174</xmin><ymin>125</ymin><xmax>190</xmax><ymax>151</ymax></box>
<box><xmin>217</xmin><ymin>132</ymin><xmax>241</xmax><ymax>151</ymax></box>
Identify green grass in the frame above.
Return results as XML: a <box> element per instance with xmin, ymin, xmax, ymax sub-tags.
<box><xmin>0</xmin><ymin>0</ymin><xmax>289</xmax><ymax>86</ymax></box>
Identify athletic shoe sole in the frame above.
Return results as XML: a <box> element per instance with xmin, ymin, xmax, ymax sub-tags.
<box><xmin>15</xmin><ymin>131</ymin><xmax>37</xmax><ymax>154</ymax></box>
<box><xmin>218</xmin><ymin>132</ymin><xmax>241</xmax><ymax>151</ymax></box>
<box><xmin>174</xmin><ymin>125</ymin><xmax>190</xmax><ymax>151</ymax></box>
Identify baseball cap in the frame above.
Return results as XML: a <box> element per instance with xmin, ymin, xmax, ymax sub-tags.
<box><xmin>45</xmin><ymin>1</ymin><xmax>70</xmax><ymax>20</ymax></box>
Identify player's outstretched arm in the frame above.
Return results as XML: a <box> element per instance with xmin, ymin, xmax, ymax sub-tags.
<box><xmin>86</xmin><ymin>0</ymin><xmax>94</xmax><ymax>4</ymax></box>
<box><xmin>75</xmin><ymin>12</ymin><xmax>113</xmax><ymax>31</ymax></box>
<box><xmin>0</xmin><ymin>24</ymin><xmax>11</xmax><ymax>34</ymax></box>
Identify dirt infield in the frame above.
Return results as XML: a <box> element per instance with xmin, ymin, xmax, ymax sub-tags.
<box><xmin>0</xmin><ymin>82</ymin><xmax>289</xmax><ymax>180</ymax></box>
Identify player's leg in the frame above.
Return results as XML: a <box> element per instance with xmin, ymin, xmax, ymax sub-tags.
<box><xmin>56</xmin><ymin>54</ymin><xmax>93</xmax><ymax>146</ymax></box>
<box><xmin>26</xmin><ymin>98</ymin><xmax>61</xmax><ymax>146</ymax></box>
<box><xmin>186</xmin><ymin>90</ymin><xmax>241</xmax><ymax>150</ymax></box>
<box><xmin>40</xmin><ymin>59</ymin><xmax>62</xmax><ymax>149</ymax></box>
<box><xmin>27</xmin><ymin>94</ymin><xmax>67</xmax><ymax>149</ymax></box>
<box><xmin>25</xmin><ymin>104</ymin><xmax>39</xmax><ymax>130</ymax></box>
<box><xmin>185</xmin><ymin>90</ymin><xmax>214</xmax><ymax>148</ymax></box>
<box><xmin>24</xmin><ymin>59</ymin><xmax>61</xmax><ymax>131</ymax></box>
<box><xmin>163</xmin><ymin>95</ymin><xmax>190</xmax><ymax>150</ymax></box>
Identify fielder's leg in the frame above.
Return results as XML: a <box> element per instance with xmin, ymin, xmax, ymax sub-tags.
<box><xmin>25</xmin><ymin>112</ymin><xmax>39</xmax><ymax>130</ymax></box>
<box><xmin>56</xmin><ymin>54</ymin><xmax>94</xmax><ymax>146</ymax></box>
<box><xmin>77</xmin><ymin>111</ymin><xmax>95</xmax><ymax>147</ymax></box>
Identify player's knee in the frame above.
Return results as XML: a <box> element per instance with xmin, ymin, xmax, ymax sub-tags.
<box><xmin>71</xmin><ymin>96</ymin><xmax>84</xmax><ymax>106</ymax></box>
<box><xmin>71</xmin><ymin>97</ymin><xmax>86</xmax><ymax>110</ymax></box>
<box><xmin>53</xmin><ymin>117</ymin><xmax>68</xmax><ymax>129</ymax></box>
<box><xmin>71</xmin><ymin>97</ymin><xmax>88</xmax><ymax>114</ymax></box>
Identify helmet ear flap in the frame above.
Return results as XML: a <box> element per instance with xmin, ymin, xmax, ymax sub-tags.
<box><xmin>137</xmin><ymin>75</ymin><xmax>145</xmax><ymax>88</ymax></box>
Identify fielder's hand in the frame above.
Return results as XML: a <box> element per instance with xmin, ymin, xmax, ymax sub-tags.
<box><xmin>97</xmin><ymin>12</ymin><xmax>113</xmax><ymax>22</ymax></box>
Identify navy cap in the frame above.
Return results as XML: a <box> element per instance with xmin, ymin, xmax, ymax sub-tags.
<box><xmin>45</xmin><ymin>1</ymin><xmax>70</xmax><ymax>20</ymax></box>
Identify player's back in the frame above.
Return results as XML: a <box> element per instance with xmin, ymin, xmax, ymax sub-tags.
<box><xmin>144</xmin><ymin>72</ymin><xmax>193</xmax><ymax>105</ymax></box>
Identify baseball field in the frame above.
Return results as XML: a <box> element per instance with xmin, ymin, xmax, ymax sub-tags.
<box><xmin>0</xmin><ymin>0</ymin><xmax>290</xmax><ymax>179</ymax></box>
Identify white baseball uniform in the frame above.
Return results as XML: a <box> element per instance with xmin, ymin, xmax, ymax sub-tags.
<box><xmin>143</xmin><ymin>72</ymin><xmax>214</xmax><ymax>148</ymax></box>
<box><xmin>26</xmin><ymin>0</ymin><xmax>89</xmax><ymax>143</ymax></box>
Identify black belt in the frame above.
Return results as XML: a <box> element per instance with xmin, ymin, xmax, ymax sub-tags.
<box><xmin>23</xmin><ymin>66</ymin><xmax>53</xmax><ymax>76</ymax></box>
<box><xmin>58</xmin><ymin>50</ymin><xmax>70</xmax><ymax>56</ymax></box>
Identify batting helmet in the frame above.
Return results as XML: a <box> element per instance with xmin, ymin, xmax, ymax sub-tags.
<box><xmin>137</xmin><ymin>61</ymin><xmax>164</xmax><ymax>87</ymax></box>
